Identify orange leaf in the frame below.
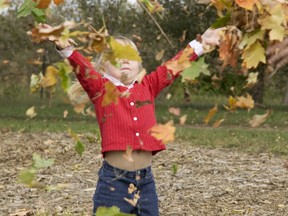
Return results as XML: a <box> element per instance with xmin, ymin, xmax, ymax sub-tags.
<box><xmin>53</xmin><ymin>0</ymin><xmax>64</xmax><ymax>5</ymax></box>
<box><xmin>249</xmin><ymin>110</ymin><xmax>271</xmax><ymax>127</ymax></box>
<box><xmin>33</xmin><ymin>0</ymin><xmax>51</xmax><ymax>9</ymax></box>
<box><xmin>213</xmin><ymin>119</ymin><xmax>225</xmax><ymax>128</ymax></box>
<box><xmin>235</xmin><ymin>0</ymin><xmax>259</xmax><ymax>11</ymax></box>
<box><xmin>236</xmin><ymin>93</ymin><xmax>254</xmax><ymax>111</ymax></box>
<box><xmin>204</xmin><ymin>104</ymin><xmax>218</xmax><ymax>125</ymax></box>
<box><xmin>101</xmin><ymin>81</ymin><xmax>120</xmax><ymax>107</ymax></box>
<box><xmin>149</xmin><ymin>121</ymin><xmax>176</xmax><ymax>144</ymax></box>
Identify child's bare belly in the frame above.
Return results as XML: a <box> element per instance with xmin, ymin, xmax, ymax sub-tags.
<box><xmin>104</xmin><ymin>150</ymin><xmax>152</xmax><ymax>171</ymax></box>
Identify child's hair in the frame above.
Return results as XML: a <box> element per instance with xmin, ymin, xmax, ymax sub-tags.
<box><xmin>68</xmin><ymin>36</ymin><xmax>141</xmax><ymax>106</ymax></box>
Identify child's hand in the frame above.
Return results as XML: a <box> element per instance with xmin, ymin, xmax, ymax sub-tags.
<box><xmin>266</xmin><ymin>36</ymin><xmax>288</xmax><ymax>72</ymax></box>
<box><xmin>201</xmin><ymin>27</ymin><xmax>226</xmax><ymax>53</ymax></box>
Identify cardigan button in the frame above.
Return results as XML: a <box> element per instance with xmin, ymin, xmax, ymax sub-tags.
<box><xmin>133</xmin><ymin>117</ymin><xmax>138</xmax><ymax>121</ymax></box>
<box><xmin>135</xmin><ymin>132</ymin><xmax>140</xmax><ymax>136</ymax></box>
<box><xmin>130</xmin><ymin>102</ymin><xmax>134</xmax><ymax>106</ymax></box>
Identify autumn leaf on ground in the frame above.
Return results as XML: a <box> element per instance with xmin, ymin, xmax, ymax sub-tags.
<box><xmin>26</xmin><ymin>106</ymin><xmax>37</xmax><ymax>118</ymax></box>
<box><xmin>249</xmin><ymin>110</ymin><xmax>272</xmax><ymax>127</ymax></box>
<box><xmin>204</xmin><ymin>104</ymin><xmax>218</xmax><ymax>125</ymax></box>
<box><xmin>181</xmin><ymin>56</ymin><xmax>210</xmax><ymax>82</ymax></box>
<box><xmin>123</xmin><ymin>145</ymin><xmax>134</xmax><ymax>162</ymax></box>
<box><xmin>235</xmin><ymin>0</ymin><xmax>259</xmax><ymax>11</ymax></box>
<box><xmin>149</xmin><ymin>121</ymin><xmax>176</xmax><ymax>144</ymax></box>
<box><xmin>169</xmin><ymin>107</ymin><xmax>181</xmax><ymax>116</ymax></box>
<box><xmin>102</xmin><ymin>81</ymin><xmax>121</xmax><ymax>107</ymax></box>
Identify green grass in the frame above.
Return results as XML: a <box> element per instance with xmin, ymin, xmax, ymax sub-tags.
<box><xmin>1</xmin><ymin>92</ymin><xmax>288</xmax><ymax>155</ymax></box>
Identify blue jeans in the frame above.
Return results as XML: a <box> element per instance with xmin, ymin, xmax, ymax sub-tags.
<box><xmin>93</xmin><ymin>160</ymin><xmax>159</xmax><ymax>216</ymax></box>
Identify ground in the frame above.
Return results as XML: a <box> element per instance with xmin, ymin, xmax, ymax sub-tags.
<box><xmin>1</xmin><ymin>131</ymin><xmax>287</xmax><ymax>216</ymax></box>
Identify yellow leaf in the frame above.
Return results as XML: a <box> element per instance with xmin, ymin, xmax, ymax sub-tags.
<box><xmin>244</xmin><ymin>72</ymin><xmax>258</xmax><ymax>88</ymax></box>
<box><xmin>179</xmin><ymin>114</ymin><xmax>187</xmax><ymax>125</ymax></box>
<box><xmin>213</xmin><ymin>119</ymin><xmax>225</xmax><ymax>128</ymax></box>
<box><xmin>101</xmin><ymin>81</ymin><xmax>120</xmax><ymax>107</ymax></box>
<box><xmin>26</xmin><ymin>106</ymin><xmax>37</xmax><ymax>118</ymax></box>
<box><xmin>239</xmin><ymin>30</ymin><xmax>265</xmax><ymax>50</ymax></box>
<box><xmin>41</xmin><ymin>66</ymin><xmax>58</xmax><ymax>87</ymax></box>
<box><xmin>242</xmin><ymin>41</ymin><xmax>266</xmax><ymax>69</ymax></box>
<box><xmin>236</xmin><ymin>93</ymin><xmax>254</xmax><ymax>111</ymax></box>
<box><xmin>235</xmin><ymin>0</ymin><xmax>259</xmax><ymax>11</ymax></box>
<box><xmin>249</xmin><ymin>110</ymin><xmax>271</xmax><ymax>127</ymax></box>
<box><xmin>204</xmin><ymin>104</ymin><xmax>218</xmax><ymax>125</ymax></box>
<box><xmin>149</xmin><ymin>121</ymin><xmax>176</xmax><ymax>144</ymax></box>
<box><xmin>223</xmin><ymin>96</ymin><xmax>238</xmax><ymax>111</ymax></box>
<box><xmin>30</xmin><ymin>73</ymin><xmax>43</xmax><ymax>93</ymax></box>
<box><xmin>108</xmin><ymin>37</ymin><xmax>142</xmax><ymax>63</ymax></box>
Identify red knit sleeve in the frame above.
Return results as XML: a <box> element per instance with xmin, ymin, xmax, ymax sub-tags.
<box><xmin>68</xmin><ymin>51</ymin><xmax>103</xmax><ymax>102</ymax></box>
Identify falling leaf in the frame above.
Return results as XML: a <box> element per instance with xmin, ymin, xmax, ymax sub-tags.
<box><xmin>30</xmin><ymin>73</ymin><xmax>43</xmax><ymax>93</ymax></box>
<box><xmin>53</xmin><ymin>0</ymin><xmax>64</xmax><ymax>5</ymax></box>
<box><xmin>155</xmin><ymin>49</ymin><xmax>165</xmax><ymax>61</ymax></box>
<box><xmin>2</xmin><ymin>59</ymin><xmax>9</xmax><ymax>64</ymax></box>
<box><xmin>123</xmin><ymin>145</ymin><xmax>134</xmax><ymax>162</ymax></box>
<box><xmin>179</xmin><ymin>114</ymin><xmax>188</xmax><ymax>125</ymax></box>
<box><xmin>32</xmin><ymin>153</ymin><xmax>54</xmax><ymax>169</ymax></box>
<box><xmin>149</xmin><ymin>121</ymin><xmax>176</xmax><ymax>144</ymax></box>
<box><xmin>249</xmin><ymin>110</ymin><xmax>272</xmax><ymax>127</ymax></box>
<box><xmin>95</xmin><ymin>206</ymin><xmax>135</xmax><ymax>216</ymax></box>
<box><xmin>235</xmin><ymin>0</ymin><xmax>259</xmax><ymax>11</ymax></box>
<box><xmin>181</xmin><ymin>57</ymin><xmax>210</xmax><ymax>82</ymax></box>
<box><xmin>204</xmin><ymin>104</ymin><xmax>218</xmax><ymax>125</ymax></box>
<box><xmin>223</xmin><ymin>96</ymin><xmax>238</xmax><ymax>111</ymax></box>
<box><xmin>41</xmin><ymin>65</ymin><xmax>58</xmax><ymax>87</ymax></box>
<box><xmin>128</xmin><ymin>183</ymin><xmax>137</xmax><ymax>194</ymax></box>
<box><xmin>242</xmin><ymin>41</ymin><xmax>266</xmax><ymax>69</ymax></box>
<box><xmin>236</xmin><ymin>93</ymin><xmax>254</xmax><ymax>111</ymax></box>
<box><xmin>169</xmin><ymin>107</ymin><xmax>181</xmax><ymax>116</ymax></box>
<box><xmin>102</xmin><ymin>81</ymin><xmax>121</xmax><ymax>107</ymax></box>
<box><xmin>26</xmin><ymin>106</ymin><xmax>37</xmax><ymax>118</ymax></box>
<box><xmin>33</xmin><ymin>0</ymin><xmax>51</xmax><ymax>9</ymax></box>
<box><xmin>63</xmin><ymin>110</ymin><xmax>68</xmax><ymax>118</ymax></box>
<box><xmin>213</xmin><ymin>119</ymin><xmax>225</xmax><ymax>128</ymax></box>
<box><xmin>73</xmin><ymin>103</ymin><xmax>86</xmax><ymax>114</ymax></box>
<box><xmin>75</xmin><ymin>140</ymin><xmax>85</xmax><ymax>156</ymax></box>
<box><xmin>244</xmin><ymin>72</ymin><xmax>258</xmax><ymax>88</ymax></box>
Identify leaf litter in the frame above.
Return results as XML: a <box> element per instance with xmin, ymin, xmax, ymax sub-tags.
<box><xmin>0</xmin><ymin>131</ymin><xmax>287</xmax><ymax>216</ymax></box>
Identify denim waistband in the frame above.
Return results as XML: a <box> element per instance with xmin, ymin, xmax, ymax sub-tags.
<box><xmin>102</xmin><ymin>160</ymin><xmax>152</xmax><ymax>179</ymax></box>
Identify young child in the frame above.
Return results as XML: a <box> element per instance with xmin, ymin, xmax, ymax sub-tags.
<box><xmin>55</xmin><ymin>29</ymin><xmax>221</xmax><ymax>216</ymax></box>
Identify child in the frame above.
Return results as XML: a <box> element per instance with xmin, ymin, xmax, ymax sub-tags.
<box><xmin>55</xmin><ymin>29</ymin><xmax>221</xmax><ymax>216</ymax></box>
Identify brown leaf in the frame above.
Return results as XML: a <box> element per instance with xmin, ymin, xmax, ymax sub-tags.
<box><xmin>249</xmin><ymin>110</ymin><xmax>271</xmax><ymax>127</ymax></box>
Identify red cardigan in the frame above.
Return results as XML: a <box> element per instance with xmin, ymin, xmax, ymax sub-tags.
<box><xmin>68</xmin><ymin>48</ymin><xmax>198</xmax><ymax>155</ymax></box>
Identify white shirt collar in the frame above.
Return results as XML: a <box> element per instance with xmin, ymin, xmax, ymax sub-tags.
<box><xmin>103</xmin><ymin>73</ymin><xmax>136</xmax><ymax>89</ymax></box>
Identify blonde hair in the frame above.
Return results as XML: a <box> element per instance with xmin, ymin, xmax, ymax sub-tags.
<box><xmin>68</xmin><ymin>36</ymin><xmax>141</xmax><ymax>106</ymax></box>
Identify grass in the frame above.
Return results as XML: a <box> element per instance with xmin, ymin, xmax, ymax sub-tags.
<box><xmin>1</xmin><ymin>91</ymin><xmax>288</xmax><ymax>155</ymax></box>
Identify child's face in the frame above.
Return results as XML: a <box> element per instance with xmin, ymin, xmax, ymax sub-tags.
<box><xmin>103</xmin><ymin>39</ymin><xmax>141</xmax><ymax>85</ymax></box>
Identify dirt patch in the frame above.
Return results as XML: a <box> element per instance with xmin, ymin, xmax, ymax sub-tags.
<box><xmin>1</xmin><ymin>131</ymin><xmax>287</xmax><ymax>216</ymax></box>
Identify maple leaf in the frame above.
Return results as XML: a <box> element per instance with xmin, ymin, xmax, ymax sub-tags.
<box><xmin>165</xmin><ymin>46</ymin><xmax>195</xmax><ymax>75</ymax></box>
<box><xmin>149</xmin><ymin>121</ymin><xmax>176</xmax><ymax>144</ymax></box>
<box><xmin>223</xmin><ymin>96</ymin><xmax>238</xmax><ymax>111</ymax></box>
<box><xmin>236</xmin><ymin>93</ymin><xmax>254</xmax><ymax>111</ymax></box>
<box><xmin>244</xmin><ymin>72</ymin><xmax>258</xmax><ymax>88</ymax></box>
<box><xmin>105</xmin><ymin>37</ymin><xmax>142</xmax><ymax>65</ymax></box>
<box><xmin>258</xmin><ymin>4</ymin><xmax>286</xmax><ymax>41</ymax></box>
<box><xmin>181</xmin><ymin>57</ymin><xmax>210</xmax><ymax>82</ymax></box>
<box><xmin>242</xmin><ymin>41</ymin><xmax>266</xmax><ymax>69</ymax></box>
<box><xmin>235</xmin><ymin>0</ymin><xmax>259</xmax><ymax>11</ymax></box>
<box><xmin>101</xmin><ymin>81</ymin><xmax>121</xmax><ymax>107</ymax></box>
<box><xmin>87</xmin><ymin>26</ymin><xmax>109</xmax><ymax>53</ymax></box>
<box><xmin>239</xmin><ymin>30</ymin><xmax>265</xmax><ymax>50</ymax></box>
<box><xmin>41</xmin><ymin>65</ymin><xmax>58</xmax><ymax>87</ymax></box>
<box><xmin>204</xmin><ymin>104</ymin><xmax>218</xmax><ymax>125</ymax></box>
<box><xmin>249</xmin><ymin>110</ymin><xmax>272</xmax><ymax>127</ymax></box>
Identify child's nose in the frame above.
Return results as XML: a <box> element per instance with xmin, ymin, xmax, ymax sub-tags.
<box><xmin>121</xmin><ymin>59</ymin><xmax>129</xmax><ymax>64</ymax></box>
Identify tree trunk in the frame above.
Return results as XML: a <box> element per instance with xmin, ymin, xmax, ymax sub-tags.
<box><xmin>249</xmin><ymin>64</ymin><xmax>265</xmax><ymax>105</ymax></box>
<box><xmin>283</xmin><ymin>79</ymin><xmax>288</xmax><ymax>104</ymax></box>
